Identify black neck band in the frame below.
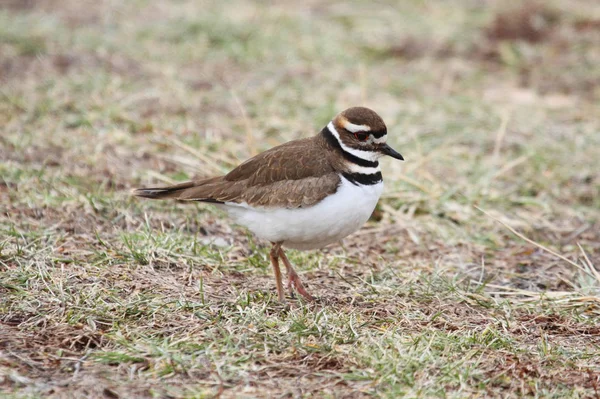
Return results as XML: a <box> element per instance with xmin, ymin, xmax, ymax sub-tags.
<box><xmin>342</xmin><ymin>171</ymin><xmax>383</xmax><ymax>186</ymax></box>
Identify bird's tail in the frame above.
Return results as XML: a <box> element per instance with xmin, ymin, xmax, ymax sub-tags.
<box><xmin>131</xmin><ymin>181</ymin><xmax>195</xmax><ymax>200</ymax></box>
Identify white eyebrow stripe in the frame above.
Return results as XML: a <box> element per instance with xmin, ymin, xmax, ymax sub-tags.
<box><xmin>342</xmin><ymin>121</ymin><xmax>371</xmax><ymax>133</ymax></box>
<box><xmin>327</xmin><ymin>122</ymin><xmax>380</xmax><ymax>162</ymax></box>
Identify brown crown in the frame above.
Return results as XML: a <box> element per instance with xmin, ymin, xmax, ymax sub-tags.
<box><xmin>334</xmin><ymin>107</ymin><xmax>387</xmax><ymax>134</ymax></box>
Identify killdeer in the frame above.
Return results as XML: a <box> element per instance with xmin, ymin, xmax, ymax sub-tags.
<box><xmin>132</xmin><ymin>107</ymin><xmax>403</xmax><ymax>301</ymax></box>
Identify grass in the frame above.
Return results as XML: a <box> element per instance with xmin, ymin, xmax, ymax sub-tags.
<box><xmin>1</xmin><ymin>0</ymin><xmax>600</xmax><ymax>397</ymax></box>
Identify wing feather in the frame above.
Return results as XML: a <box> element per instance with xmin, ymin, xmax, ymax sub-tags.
<box><xmin>133</xmin><ymin>135</ymin><xmax>341</xmax><ymax>208</ymax></box>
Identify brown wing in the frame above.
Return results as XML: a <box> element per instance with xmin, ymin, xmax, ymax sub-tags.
<box><xmin>133</xmin><ymin>135</ymin><xmax>341</xmax><ymax>208</ymax></box>
<box><xmin>224</xmin><ymin>136</ymin><xmax>334</xmax><ymax>184</ymax></box>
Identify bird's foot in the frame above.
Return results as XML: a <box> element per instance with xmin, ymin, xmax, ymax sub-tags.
<box><xmin>287</xmin><ymin>270</ymin><xmax>315</xmax><ymax>301</ymax></box>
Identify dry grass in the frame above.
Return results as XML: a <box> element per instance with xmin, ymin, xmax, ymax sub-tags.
<box><xmin>1</xmin><ymin>0</ymin><xmax>600</xmax><ymax>398</ymax></box>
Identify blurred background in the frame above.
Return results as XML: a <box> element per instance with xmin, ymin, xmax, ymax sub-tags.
<box><xmin>2</xmin><ymin>0</ymin><xmax>599</xmax><ymax>197</ymax></box>
<box><xmin>2</xmin><ymin>0</ymin><xmax>598</xmax><ymax>268</ymax></box>
<box><xmin>1</xmin><ymin>1</ymin><xmax>600</xmax><ymax>397</ymax></box>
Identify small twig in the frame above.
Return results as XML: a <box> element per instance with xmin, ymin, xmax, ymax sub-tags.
<box><xmin>393</xmin><ymin>175</ymin><xmax>437</xmax><ymax>196</ymax></box>
<box><xmin>578</xmin><ymin>243</ymin><xmax>600</xmax><ymax>283</ymax></box>
<box><xmin>154</xmin><ymin>136</ymin><xmax>227</xmax><ymax>175</ymax></box>
<box><xmin>480</xmin><ymin>283</ymin><xmax>573</xmax><ymax>298</ymax></box>
<box><xmin>335</xmin><ymin>270</ymin><xmax>357</xmax><ymax>289</ymax></box>
<box><xmin>229</xmin><ymin>88</ymin><xmax>257</xmax><ymax>157</ymax></box>
<box><xmin>493</xmin><ymin>109</ymin><xmax>511</xmax><ymax>161</ymax></box>
<box><xmin>143</xmin><ymin>170</ymin><xmax>178</xmax><ymax>185</ymax></box>
<box><xmin>490</xmin><ymin>154</ymin><xmax>530</xmax><ymax>180</ymax></box>
<box><xmin>561</xmin><ymin>224</ymin><xmax>591</xmax><ymax>245</ymax></box>
<box><xmin>475</xmin><ymin>205</ymin><xmax>596</xmax><ymax>279</ymax></box>
<box><xmin>72</xmin><ymin>351</ymin><xmax>91</xmax><ymax>380</ymax></box>
<box><xmin>479</xmin><ymin>256</ymin><xmax>486</xmax><ymax>284</ymax></box>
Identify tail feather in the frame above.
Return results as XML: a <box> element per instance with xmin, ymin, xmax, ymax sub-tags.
<box><xmin>132</xmin><ymin>179</ymin><xmax>226</xmax><ymax>204</ymax></box>
<box><xmin>131</xmin><ymin>181</ymin><xmax>195</xmax><ymax>200</ymax></box>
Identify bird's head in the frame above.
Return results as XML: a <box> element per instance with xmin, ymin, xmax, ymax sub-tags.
<box><xmin>330</xmin><ymin>107</ymin><xmax>404</xmax><ymax>161</ymax></box>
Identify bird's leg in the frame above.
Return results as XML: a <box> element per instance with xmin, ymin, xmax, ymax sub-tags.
<box><xmin>269</xmin><ymin>242</ymin><xmax>285</xmax><ymax>302</ymax></box>
<box><xmin>278</xmin><ymin>247</ymin><xmax>315</xmax><ymax>301</ymax></box>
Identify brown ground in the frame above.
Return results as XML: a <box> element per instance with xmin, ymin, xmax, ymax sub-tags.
<box><xmin>1</xmin><ymin>0</ymin><xmax>600</xmax><ymax>398</ymax></box>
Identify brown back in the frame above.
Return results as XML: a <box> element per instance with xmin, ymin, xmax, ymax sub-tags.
<box><xmin>134</xmin><ymin>134</ymin><xmax>343</xmax><ymax>208</ymax></box>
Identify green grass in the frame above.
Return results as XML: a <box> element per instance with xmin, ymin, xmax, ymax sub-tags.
<box><xmin>1</xmin><ymin>0</ymin><xmax>600</xmax><ymax>397</ymax></box>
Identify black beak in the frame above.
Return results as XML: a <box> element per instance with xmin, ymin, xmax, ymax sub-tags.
<box><xmin>380</xmin><ymin>144</ymin><xmax>404</xmax><ymax>160</ymax></box>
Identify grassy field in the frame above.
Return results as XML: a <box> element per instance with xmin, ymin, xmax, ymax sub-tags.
<box><xmin>1</xmin><ymin>0</ymin><xmax>600</xmax><ymax>397</ymax></box>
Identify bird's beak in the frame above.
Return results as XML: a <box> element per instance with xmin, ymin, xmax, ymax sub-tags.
<box><xmin>380</xmin><ymin>143</ymin><xmax>404</xmax><ymax>160</ymax></box>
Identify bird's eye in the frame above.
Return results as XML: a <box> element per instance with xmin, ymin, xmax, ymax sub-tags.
<box><xmin>354</xmin><ymin>132</ymin><xmax>368</xmax><ymax>141</ymax></box>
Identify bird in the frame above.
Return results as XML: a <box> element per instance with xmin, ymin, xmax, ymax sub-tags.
<box><xmin>132</xmin><ymin>107</ymin><xmax>403</xmax><ymax>302</ymax></box>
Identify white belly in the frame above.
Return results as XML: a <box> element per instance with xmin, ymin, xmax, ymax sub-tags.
<box><xmin>219</xmin><ymin>177</ymin><xmax>383</xmax><ymax>250</ymax></box>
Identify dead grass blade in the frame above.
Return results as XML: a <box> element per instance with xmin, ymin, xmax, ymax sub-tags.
<box><xmin>492</xmin><ymin>109</ymin><xmax>511</xmax><ymax>161</ymax></box>
<box><xmin>578</xmin><ymin>243</ymin><xmax>600</xmax><ymax>284</ymax></box>
<box><xmin>475</xmin><ymin>205</ymin><xmax>599</xmax><ymax>283</ymax></box>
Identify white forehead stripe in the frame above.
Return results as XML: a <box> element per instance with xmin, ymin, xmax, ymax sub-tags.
<box><xmin>327</xmin><ymin>122</ymin><xmax>380</xmax><ymax>162</ymax></box>
<box><xmin>342</xmin><ymin>120</ymin><xmax>371</xmax><ymax>133</ymax></box>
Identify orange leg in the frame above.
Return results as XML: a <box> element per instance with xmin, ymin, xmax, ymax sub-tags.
<box><xmin>278</xmin><ymin>247</ymin><xmax>315</xmax><ymax>301</ymax></box>
<box><xmin>269</xmin><ymin>243</ymin><xmax>285</xmax><ymax>301</ymax></box>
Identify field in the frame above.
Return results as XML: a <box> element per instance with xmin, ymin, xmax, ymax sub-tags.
<box><xmin>1</xmin><ymin>0</ymin><xmax>600</xmax><ymax>398</ymax></box>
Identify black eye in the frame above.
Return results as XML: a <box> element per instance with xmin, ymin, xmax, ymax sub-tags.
<box><xmin>354</xmin><ymin>132</ymin><xmax>368</xmax><ymax>141</ymax></box>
